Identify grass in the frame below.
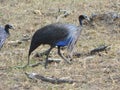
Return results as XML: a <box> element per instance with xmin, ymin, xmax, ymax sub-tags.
<box><xmin>0</xmin><ymin>0</ymin><xmax>120</xmax><ymax>90</ymax></box>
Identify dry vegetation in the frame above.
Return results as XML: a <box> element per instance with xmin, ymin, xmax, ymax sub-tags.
<box><xmin>0</xmin><ymin>0</ymin><xmax>120</xmax><ymax>90</ymax></box>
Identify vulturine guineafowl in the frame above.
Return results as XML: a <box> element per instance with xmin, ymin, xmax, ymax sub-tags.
<box><xmin>22</xmin><ymin>15</ymin><xmax>90</xmax><ymax>68</ymax></box>
<box><xmin>0</xmin><ymin>24</ymin><xmax>14</xmax><ymax>50</ymax></box>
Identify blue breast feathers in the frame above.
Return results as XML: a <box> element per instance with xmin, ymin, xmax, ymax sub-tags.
<box><xmin>56</xmin><ymin>37</ymin><xmax>73</xmax><ymax>46</ymax></box>
<box><xmin>56</xmin><ymin>24</ymin><xmax>78</xmax><ymax>47</ymax></box>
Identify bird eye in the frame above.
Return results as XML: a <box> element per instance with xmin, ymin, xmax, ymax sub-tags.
<box><xmin>9</xmin><ymin>25</ymin><xmax>13</xmax><ymax>28</ymax></box>
<box><xmin>84</xmin><ymin>16</ymin><xmax>87</xmax><ymax>18</ymax></box>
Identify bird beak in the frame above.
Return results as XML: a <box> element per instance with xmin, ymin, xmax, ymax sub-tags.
<box><xmin>11</xmin><ymin>26</ymin><xmax>15</xmax><ymax>30</ymax></box>
<box><xmin>86</xmin><ymin>17</ymin><xmax>95</xmax><ymax>27</ymax></box>
<box><xmin>86</xmin><ymin>17</ymin><xmax>90</xmax><ymax>21</ymax></box>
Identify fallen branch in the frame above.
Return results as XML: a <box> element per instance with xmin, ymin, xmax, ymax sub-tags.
<box><xmin>90</xmin><ymin>45</ymin><xmax>110</xmax><ymax>55</ymax></box>
<box><xmin>25</xmin><ymin>72</ymin><xmax>77</xmax><ymax>84</ymax></box>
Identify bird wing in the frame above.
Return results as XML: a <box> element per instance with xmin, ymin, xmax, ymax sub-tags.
<box><xmin>29</xmin><ymin>23</ymin><xmax>69</xmax><ymax>55</ymax></box>
<box><xmin>0</xmin><ymin>37</ymin><xmax>6</xmax><ymax>49</ymax></box>
<box><xmin>0</xmin><ymin>34</ymin><xmax>6</xmax><ymax>49</ymax></box>
<box><xmin>0</xmin><ymin>27</ymin><xmax>7</xmax><ymax>49</ymax></box>
<box><xmin>33</xmin><ymin>23</ymin><xmax>69</xmax><ymax>45</ymax></box>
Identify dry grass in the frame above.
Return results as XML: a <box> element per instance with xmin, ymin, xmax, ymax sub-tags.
<box><xmin>0</xmin><ymin>0</ymin><xmax>120</xmax><ymax>90</ymax></box>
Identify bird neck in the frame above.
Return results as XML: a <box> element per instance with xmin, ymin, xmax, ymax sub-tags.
<box><xmin>79</xmin><ymin>20</ymin><xmax>83</xmax><ymax>26</ymax></box>
<box><xmin>5</xmin><ymin>27</ymin><xmax>10</xmax><ymax>35</ymax></box>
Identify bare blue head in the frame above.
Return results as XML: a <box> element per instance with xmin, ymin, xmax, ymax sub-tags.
<box><xmin>79</xmin><ymin>15</ymin><xmax>90</xmax><ymax>26</ymax></box>
<box><xmin>5</xmin><ymin>24</ymin><xmax>14</xmax><ymax>30</ymax></box>
<box><xmin>5</xmin><ymin>24</ymin><xmax>14</xmax><ymax>34</ymax></box>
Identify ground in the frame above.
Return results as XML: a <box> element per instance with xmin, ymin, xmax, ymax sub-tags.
<box><xmin>0</xmin><ymin>0</ymin><xmax>120</xmax><ymax>90</ymax></box>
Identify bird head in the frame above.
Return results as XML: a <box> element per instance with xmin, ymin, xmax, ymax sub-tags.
<box><xmin>79</xmin><ymin>15</ymin><xmax>90</xmax><ymax>21</ymax></box>
<box><xmin>5</xmin><ymin>24</ymin><xmax>15</xmax><ymax>30</ymax></box>
<box><xmin>79</xmin><ymin>15</ymin><xmax>90</xmax><ymax>26</ymax></box>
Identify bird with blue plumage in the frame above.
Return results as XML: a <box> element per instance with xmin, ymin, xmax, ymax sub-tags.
<box><xmin>23</xmin><ymin>15</ymin><xmax>90</xmax><ymax>68</ymax></box>
<box><xmin>0</xmin><ymin>24</ymin><xmax>14</xmax><ymax>50</ymax></box>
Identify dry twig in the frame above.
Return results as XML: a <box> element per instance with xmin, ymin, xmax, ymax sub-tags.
<box><xmin>25</xmin><ymin>72</ymin><xmax>77</xmax><ymax>84</ymax></box>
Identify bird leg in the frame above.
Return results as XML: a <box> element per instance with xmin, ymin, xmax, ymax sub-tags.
<box><xmin>58</xmin><ymin>46</ymin><xmax>71</xmax><ymax>64</ymax></box>
<box><xmin>34</xmin><ymin>49</ymin><xmax>50</xmax><ymax>57</ymax></box>
<box><xmin>44</xmin><ymin>46</ymin><xmax>53</xmax><ymax>68</ymax></box>
<box><xmin>28</xmin><ymin>47</ymin><xmax>53</xmax><ymax>68</ymax></box>
<box><xmin>16</xmin><ymin>47</ymin><xmax>53</xmax><ymax>68</ymax></box>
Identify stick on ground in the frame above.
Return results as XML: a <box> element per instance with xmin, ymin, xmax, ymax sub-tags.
<box><xmin>25</xmin><ymin>72</ymin><xmax>77</xmax><ymax>84</ymax></box>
